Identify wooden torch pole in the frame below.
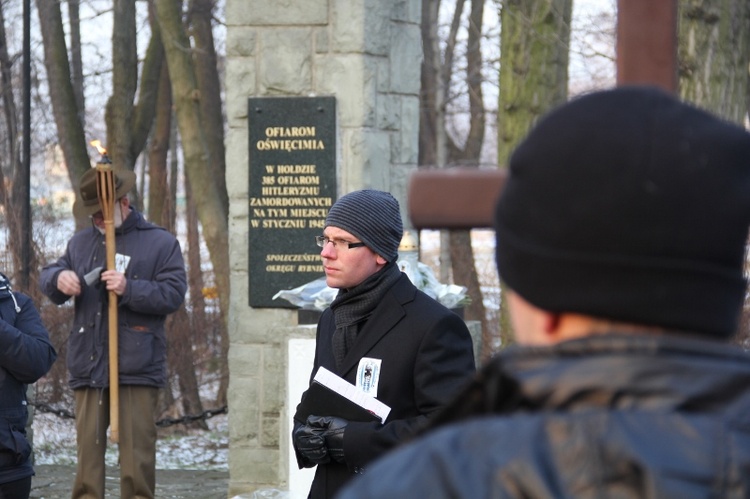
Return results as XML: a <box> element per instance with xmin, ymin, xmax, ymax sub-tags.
<box><xmin>95</xmin><ymin>160</ymin><xmax>119</xmax><ymax>444</ymax></box>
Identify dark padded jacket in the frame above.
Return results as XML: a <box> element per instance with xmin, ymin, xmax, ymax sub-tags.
<box><xmin>39</xmin><ymin>210</ymin><xmax>186</xmax><ymax>389</ymax></box>
<box><xmin>338</xmin><ymin>334</ymin><xmax>750</xmax><ymax>498</ymax></box>
<box><xmin>0</xmin><ymin>274</ymin><xmax>57</xmax><ymax>485</ymax></box>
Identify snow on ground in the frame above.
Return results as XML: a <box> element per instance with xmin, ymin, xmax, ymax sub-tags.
<box><xmin>32</xmin><ymin>411</ymin><xmax>229</xmax><ymax>471</ymax></box>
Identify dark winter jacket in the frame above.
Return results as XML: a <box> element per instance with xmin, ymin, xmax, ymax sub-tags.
<box><xmin>39</xmin><ymin>209</ymin><xmax>186</xmax><ymax>389</ymax></box>
<box><xmin>0</xmin><ymin>274</ymin><xmax>57</xmax><ymax>485</ymax></box>
<box><xmin>297</xmin><ymin>273</ymin><xmax>476</xmax><ymax>498</ymax></box>
<box><xmin>338</xmin><ymin>333</ymin><xmax>750</xmax><ymax>498</ymax></box>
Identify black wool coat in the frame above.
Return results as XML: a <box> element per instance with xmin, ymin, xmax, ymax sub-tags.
<box><xmin>296</xmin><ymin>273</ymin><xmax>476</xmax><ymax>498</ymax></box>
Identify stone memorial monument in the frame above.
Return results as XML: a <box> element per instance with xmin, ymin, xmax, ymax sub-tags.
<box><xmin>224</xmin><ymin>0</ymin><xmax>423</xmax><ymax>496</ymax></box>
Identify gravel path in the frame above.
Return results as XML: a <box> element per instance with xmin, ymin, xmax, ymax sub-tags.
<box><xmin>30</xmin><ymin>465</ymin><xmax>229</xmax><ymax>499</ymax></box>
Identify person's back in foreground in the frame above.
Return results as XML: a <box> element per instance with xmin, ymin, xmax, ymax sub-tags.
<box><xmin>337</xmin><ymin>86</ymin><xmax>750</xmax><ymax>498</ymax></box>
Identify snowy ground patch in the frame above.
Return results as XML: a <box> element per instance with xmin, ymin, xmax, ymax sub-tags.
<box><xmin>32</xmin><ymin>411</ymin><xmax>229</xmax><ymax>471</ymax></box>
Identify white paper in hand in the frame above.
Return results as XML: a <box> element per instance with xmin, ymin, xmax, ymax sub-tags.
<box><xmin>314</xmin><ymin>367</ymin><xmax>391</xmax><ymax>423</ymax></box>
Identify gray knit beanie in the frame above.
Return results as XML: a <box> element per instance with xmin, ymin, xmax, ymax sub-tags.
<box><xmin>325</xmin><ymin>190</ymin><xmax>403</xmax><ymax>262</ymax></box>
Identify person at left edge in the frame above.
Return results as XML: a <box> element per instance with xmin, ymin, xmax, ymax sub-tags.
<box><xmin>292</xmin><ymin>189</ymin><xmax>476</xmax><ymax>498</ymax></box>
<box><xmin>0</xmin><ymin>273</ymin><xmax>57</xmax><ymax>499</ymax></box>
<box><xmin>39</xmin><ymin>168</ymin><xmax>187</xmax><ymax>499</ymax></box>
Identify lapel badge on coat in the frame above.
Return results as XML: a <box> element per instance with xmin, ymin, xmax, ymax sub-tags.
<box><xmin>357</xmin><ymin>358</ymin><xmax>382</xmax><ymax>397</ymax></box>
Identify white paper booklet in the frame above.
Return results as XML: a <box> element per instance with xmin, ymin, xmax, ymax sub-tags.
<box><xmin>313</xmin><ymin>367</ymin><xmax>392</xmax><ymax>423</ymax></box>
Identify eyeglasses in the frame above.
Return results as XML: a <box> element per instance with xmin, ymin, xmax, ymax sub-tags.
<box><xmin>316</xmin><ymin>236</ymin><xmax>366</xmax><ymax>250</ymax></box>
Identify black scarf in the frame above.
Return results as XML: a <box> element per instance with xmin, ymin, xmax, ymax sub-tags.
<box><xmin>330</xmin><ymin>262</ymin><xmax>402</xmax><ymax>369</ymax></box>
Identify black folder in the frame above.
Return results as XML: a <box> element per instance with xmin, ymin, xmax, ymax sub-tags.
<box><xmin>294</xmin><ymin>379</ymin><xmax>382</xmax><ymax>424</ymax></box>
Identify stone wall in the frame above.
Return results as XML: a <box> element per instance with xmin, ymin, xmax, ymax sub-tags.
<box><xmin>224</xmin><ymin>0</ymin><xmax>422</xmax><ymax>495</ymax></box>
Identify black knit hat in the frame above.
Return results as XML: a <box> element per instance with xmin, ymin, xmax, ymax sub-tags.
<box><xmin>326</xmin><ymin>190</ymin><xmax>403</xmax><ymax>262</ymax></box>
<box><xmin>495</xmin><ymin>86</ymin><xmax>750</xmax><ymax>338</ymax></box>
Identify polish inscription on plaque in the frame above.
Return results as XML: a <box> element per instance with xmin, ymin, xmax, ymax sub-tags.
<box><xmin>248</xmin><ymin>96</ymin><xmax>336</xmax><ymax>307</ymax></box>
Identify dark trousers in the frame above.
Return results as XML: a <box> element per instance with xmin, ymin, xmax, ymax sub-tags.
<box><xmin>0</xmin><ymin>476</ymin><xmax>31</xmax><ymax>499</ymax></box>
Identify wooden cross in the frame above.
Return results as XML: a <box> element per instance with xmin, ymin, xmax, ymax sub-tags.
<box><xmin>408</xmin><ymin>0</ymin><xmax>677</xmax><ymax>230</ymax></box>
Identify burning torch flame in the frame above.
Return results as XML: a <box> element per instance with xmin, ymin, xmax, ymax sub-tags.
<box><xmin>90</xmin><ymin>140</ymin><xmax>111</xmax><ymax>164</ymax></box>
<box><xmin>90</xmin><ymin>140</ymin><xmax>107</xmax><ymax>156</ymax></box>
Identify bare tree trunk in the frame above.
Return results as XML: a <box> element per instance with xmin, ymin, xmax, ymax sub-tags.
<box><xmin>187</xmin><ymin>0</ymin><xmax>229</xmax><ymax>406</ymax></box>
<box><xmin>106</xmin><ymin>0</ymin><xmax>137</xmax><ymax>172</ymax></box>
<box><xmin>497</xmin><ymin>0</ymin><xmax>571</xmax><ymax>162</ymax></box>
<box><xmin>418</xmin><ymin>0</ymin><xmax>440</xmax><ymax>168</ymax></box>
<box><xmin>497</xmin><ymin>0</ymin><xmax>572</xmax><ymax>348</ymax></box>
<box><xmin>145</xmin><ymin>43</ymin><xmax>208</xmax><ymax>420</ymax></box>
<box><xmin>186</xmin><ymin>0</ymin><xmax>228</xmax><ymax>401</ymax></box>
<box><xmin>169</xmin><ymin>120</ymin><xmax>179</xmax><ymax>232</ymax></box>
<box><xmin>39</xmin><ymin>0</ymin><xmax>161</xmax><ymax>224</ymax></box>
<box><xmin>186</xmin><ymin>176</ymin><xmax>208</xmax><ymax>348</ymax></box>
<box><xmin>420</xmin><ymin>0</ymin><xmax>457</xmax><ymax>283</ymax></box>
<box><xmin>36</xmin><ymin>0</ymin><xmax>90</xmax><ymax>207</ymax></box>
<box><xmin>154</xmin><ymin>0</ymin><xmax>230</xmax><ymax>406</ymax></box>
<box><xmin>106</xmin><ymin>1</ymin><xmax>163</xmax><ymax>216</ymax></box>
<box><xmin>188</xmin><ymin>0</ymin><xmax>228</xmax><ymax>215</ymax></box>
<box><xmin>160</xmin><ymin>314</ymin><xmax>178</xmax><ymax>419</ymax></box>
<box><xmin>447</xmin><ymin>0</ymin><xmax>490</xmax><ymax>361</ymax></box>
<box><xmin>148</xmin><ymin>63</ymin><xmax>173</xmax><ymax>229</ymax></box>
<box><xmin>132</xmin><ymin>3</ymin><xmax>165</xmax><ymax>162</ymax></box>
<box><xmin>678</xmin><ymin>0</ymin><xmax>750</xmax><ymax>125</ymax></box>
<box><xmin>678</xmin><ymin>0</ymin><xmax>750</xmax><ymax>346</ymax></box>
<box><xmin>0</xmin><ymin>2</ymin><xmax>18</xmax><ymax>192</ymax></box>
<box><xmin>0</xmin><ymin>2</ymin><xmax>25</xmax><ymax>278</ymax></box>
<box><xmin>456</xmin><ymin>0</ymin><xmax>486</xmax><ymax>160</ymax></box>
<box><xmin>155</xmin><ymin>144</ymin><xmax>208</xmax><ymax>429</ymax></box>
<box><xmin>171</xmin><ymin>306</ymin><xmax>207</xmax><ymax>429</ymax></box>
<box><xmin>438</xmin><ymin>0</ymin><xmax>466</xmax><ymax>284</ymax></box>
<box><xmin>421</xmin><ymin>0</ymin><xmax>492</xmax><ymax>360</ymax></box>
<box><xmin>67</xmin><ymin>0</ymin><xmax>85</xmax><ymax>127</ymax></box>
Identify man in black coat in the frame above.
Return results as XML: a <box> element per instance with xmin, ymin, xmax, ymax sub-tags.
<box><xmin>292</xmin><ymin>189</ymin><xmax>476</xmax><ymax>498</ymax></box>
<box><xmin>338</xmin><ymin>87</ymin><xmax>750</xmax><ymax>497</ymax></box>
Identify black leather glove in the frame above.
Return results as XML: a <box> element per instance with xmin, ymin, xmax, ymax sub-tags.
<box><xmin>307</xmin><ymin>415</ymin><xmax>348</xmax><ymax>464</ymax></box>
<box><xmin>293</xmin><ymin>419</ymin><xmax>329</xmax><ymax>467</ymax></box>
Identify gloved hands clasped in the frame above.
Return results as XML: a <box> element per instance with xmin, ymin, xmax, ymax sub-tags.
<box><xmin>293</xmin><ymin>415</ymin><xmax>349</xmax><ymax>467</ymax></box>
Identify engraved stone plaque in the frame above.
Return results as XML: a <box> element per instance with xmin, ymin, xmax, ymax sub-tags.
<box><xmin>248</xmin><ymin>96</ymin><xmax>336</xmax><ymax>307</ymax></box>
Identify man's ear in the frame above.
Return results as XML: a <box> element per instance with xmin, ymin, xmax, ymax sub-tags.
<box><xmin>541</xmin><ymin>311</ymin><xmax>562</xmax><ymax>335</ymax></box>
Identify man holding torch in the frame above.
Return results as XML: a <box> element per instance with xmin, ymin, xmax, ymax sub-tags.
<box><xmin>40</xmin><ymin>165</ymin><xmax>187</xmax><ymax>499</ymax></box>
